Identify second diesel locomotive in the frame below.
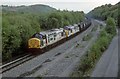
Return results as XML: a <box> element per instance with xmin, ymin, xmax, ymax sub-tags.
<box><xmin>28</xmin><ymin>18</ymin><xmax>91</xmax><ymax>54</ymax></box>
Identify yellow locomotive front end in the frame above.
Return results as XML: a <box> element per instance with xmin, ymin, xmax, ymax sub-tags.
<box><xmin>28</xmin><ymin>32</ymin><xmax>47</xmax><ymax>54</ymax></box>
<box><xmin>28</xmin><ymin>38</ymin><xmax>44</xmax><ymax>54</ymax></box>
<box><xmin>28</xmin><ymin>38</ymin><xmax>40</xmax><ymax>48</ymax></box>
<box><xmin>64</xmin><ymin>30</ymin><xmax>69</xmax><ymax>37</ymax></box>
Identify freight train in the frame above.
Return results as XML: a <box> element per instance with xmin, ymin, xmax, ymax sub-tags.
<box><xmin>28</xmin><ymin>18</ymin><xmax>91</xmax><ymax>54</ymax></box>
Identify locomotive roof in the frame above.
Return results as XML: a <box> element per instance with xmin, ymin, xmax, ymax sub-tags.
<box><xmin>39</xmin><ymin>28</ymin><xmax>64</xmax><ymax>36</ymax></box>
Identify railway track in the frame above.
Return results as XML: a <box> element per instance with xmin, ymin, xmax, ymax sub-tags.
<box><xmin>0</xmin><ymin>54</ymin><xmax>36</xmax><ymax>73</ymax></box>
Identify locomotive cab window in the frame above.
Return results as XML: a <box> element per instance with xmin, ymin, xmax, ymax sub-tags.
<box><xmin>42</xmin><ymin>35</ymin><xmax>46</xmax><ymax>39</ymax></box>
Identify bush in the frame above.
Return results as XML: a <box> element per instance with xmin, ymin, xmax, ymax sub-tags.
<box><xmin>79</xmin><ymin>56</ymin><xmax>93</xmax><ymax>75</ymax></box>
<box><xmin>2</xmin><ymin>13</ymin><xmax>40</xmax><ymax>61</ymax></box>
<box><xmin>105</xmin><ymin>17</ymin><xmax>116</xmax><ymax>36</ymax></box>
<box><xmin>89</xmin><ymin>43</ymin><xmax>101</xmax><ymax>60</ymax></box>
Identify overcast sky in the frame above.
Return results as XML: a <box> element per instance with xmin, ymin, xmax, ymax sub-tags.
<box><xmin>1</xmin><ymin>0</ymin><xmax>119</xmax><ymax>13</ymax></box>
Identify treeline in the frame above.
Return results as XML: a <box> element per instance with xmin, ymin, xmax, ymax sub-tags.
<box><xmin>88</xmin><ymin>2</ymin><xmax>119</xmax><ymax>27</ymax></box>
<box><xmin>39</xmin><ymin>10</ymin><xmax>84</xmax><ymax>29</ymax></box>
<box><xmin>2</xmin><ymin>10</ymin><xmax>85</xmax><ymax>62</ymax></box>
<box><xmin>2</xmin><ymin>4</ymin><xmax>56</xmax><ymax>14</ymax></box>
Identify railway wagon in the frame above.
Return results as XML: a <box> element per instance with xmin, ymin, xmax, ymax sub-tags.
<box><xmin>28</xmin><ymin>20</ymin><xmax>91</xmax><ymax>55</ymax></box>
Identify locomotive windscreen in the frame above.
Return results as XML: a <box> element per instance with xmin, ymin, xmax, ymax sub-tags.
<box><xmin>32</xmin><ymin>33</ymin><xmax>43</xmax><ymax>39</ymax></box>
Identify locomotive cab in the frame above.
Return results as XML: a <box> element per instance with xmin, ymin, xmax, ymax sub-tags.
<box><xmin>28</xmin><ymin>33</ymin><xmax>47</xmax><ymax>49</ymax></box>
<box><xmin>64</xmin><ymin>25</ymin><xmax>75</xmax><ymax>37</ymax></box>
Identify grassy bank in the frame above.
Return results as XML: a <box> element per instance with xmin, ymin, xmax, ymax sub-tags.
<box><xmin>71</xmin><ymin>17</ymin><xmax>116</xmax><ymax>77</ymax></box>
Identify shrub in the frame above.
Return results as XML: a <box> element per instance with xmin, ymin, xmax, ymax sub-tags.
<box><xmin>79</xmin><ymin>56</ymin><xmax>93</xmax><ymax>75</ymax></box>
<box><xmin>105</xmin><ymin>17</ymin><xmax>116</xmax><ymax>36</ymax></box>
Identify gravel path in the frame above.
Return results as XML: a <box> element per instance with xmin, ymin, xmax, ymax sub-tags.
<box><xmin>91</xmin><ymin>35</ymin><xmax>118</xmax><ymax>77</ymax></box>
<box><xmin>2</xmin><ymin>19</ymin><xmax>104</xmax><ymax>77</ymax></box>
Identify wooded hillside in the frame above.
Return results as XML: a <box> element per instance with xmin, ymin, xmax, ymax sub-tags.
<box><xmin>87</xmin><ymin>2</ymin><xmax>119</xmax><ymax>27</ymax></box>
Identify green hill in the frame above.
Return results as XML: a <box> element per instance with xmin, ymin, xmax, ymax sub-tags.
<box><xmin>87</xmin><ymin>2</ymin><xmax>119</xmax><ymax>21</ymax></box>
<box><xmin>2</xmin><ymin>4</ymin><xmax>56</xmax><ymax>13</ymax></box>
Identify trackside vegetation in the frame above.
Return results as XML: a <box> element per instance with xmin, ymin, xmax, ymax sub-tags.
<box><xmin>71</xmin><ymin>17</ymin><xmax>116</xmax><ymax>77</ymax></box>
<box><xmin>2</xmin><ymin>5</ymin><xmax>85</xmax><ymax>62</ymax></box>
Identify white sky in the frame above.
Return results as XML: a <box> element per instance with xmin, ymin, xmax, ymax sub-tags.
<box><xmin>1</xmin><ymin>0</ymin><xmax>119</xmax><ymax>13</ymax></box>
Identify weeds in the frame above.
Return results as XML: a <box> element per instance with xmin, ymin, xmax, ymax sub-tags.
<box><xmin>82</xmin><ymin>33</ymin><xmax>92</xmax><ymax>41</ymax></box>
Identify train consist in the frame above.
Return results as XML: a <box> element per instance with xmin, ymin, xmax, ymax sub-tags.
<box><xmin>28</xmin><ymin>18</ymin><xmax>91</xmax><ymax>54</ymax></box>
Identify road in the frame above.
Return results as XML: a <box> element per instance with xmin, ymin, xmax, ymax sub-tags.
<box><xmin>2</xmin><ymin>19</ymin><xmax>104</xmax><ymax>77</ymax></box>
<box><xmin>91</xmin><ymin>34</ymin><xmax>118</xmax><ymax>77</ymax></box>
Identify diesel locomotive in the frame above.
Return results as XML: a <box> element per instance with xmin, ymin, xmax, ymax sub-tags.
<box><xmin>28</xmin><ymin>18</ymin><xmax>91</xmax><ymax>54</ymax></box>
